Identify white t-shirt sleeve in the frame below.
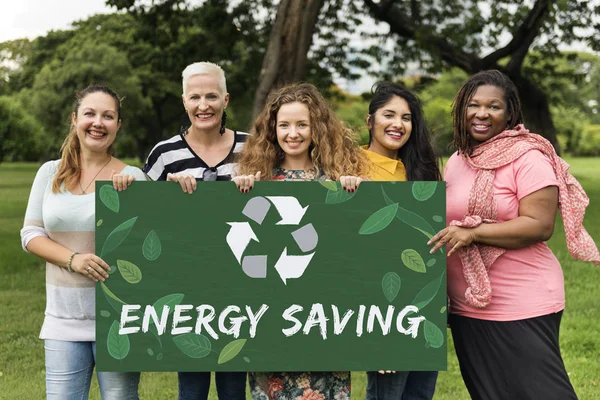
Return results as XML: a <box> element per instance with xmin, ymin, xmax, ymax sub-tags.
<box><xmin>123</xmin><ymin>165</ymin><xmax>147</xmax><ymax>181</ymax></box>
<box><xmin>21</xmin><ymin>161</ymin><xmax>57</xmax><ymax>251</ymax></box>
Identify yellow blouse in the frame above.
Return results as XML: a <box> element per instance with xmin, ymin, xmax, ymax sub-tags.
<box><xmin>362</xmin><ymin>146</ymin><xmax>407</xmax><ymax>181</ymax></box>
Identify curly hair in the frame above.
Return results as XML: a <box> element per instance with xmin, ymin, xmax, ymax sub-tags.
<box><xmin>237</xmin><ymin>82</ymin><xmax>369</xmax><ymax>180</ymax></box>
<box><xmin>451</xmin><ymin>70</ymin><xmax>523</xmax><ymax>155</ymax></box>
<box><xmin>52</xmin><ymin>84</ymin><xmax>121</xmax><ymax>193</ymax></box>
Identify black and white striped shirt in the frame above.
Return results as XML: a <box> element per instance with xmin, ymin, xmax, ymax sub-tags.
<box><xmin>142</xmin><ymin>131</ymin><xmax>249</xmax><ymax>181</ymax></box>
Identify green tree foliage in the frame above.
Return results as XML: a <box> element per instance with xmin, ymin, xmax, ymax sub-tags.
<box><xmin>310</xmin><ymin>0</ymin><xmax>600</xmax><ymax>152</ymax></box>
<box><xmin>0</xmin><ymin>96</ymin><xmax>49</xmax><ymax>162</ymax></box>
<box><xmin>524</xmin><ymin>51</ymin><xmax>600</xmax><ymax>155</ymax></box>
<box><xmin>552</xmin><ymin>104</ymin><xmax>588</xmax><ymax>154</ymax></box>
<box><xmin>568</xmin><ymin>53</ymin><xmax>600</xmax><ymax>125</ymax></box>
<box><xmin>0</xmin><ymin>39</ymin><xmax>33</xmax><ymax>95</ymax></box>
<box><xmin>2</xmin><ymin>1</ymin><xmax>269</xmax><ymax>160</ymax></box>
<box><xmin>8</xmin><ymin>30</ymin><xmax>77</xmax><ymax>92</ymax></box>
<box><xmin>103</xmin><ymin>0</ymin><xmax>270</xmax><ymax>155</ymax></box>
<box><xmin>330</xmin><ymin>88</ymin><xmax>370</xmax><ymax>144</ymax></box>
<box><xmin>578</xmin><ymin>124</ymin><xmax>600</xmax><ymax>156</ymax></box>
<box><xmin>418</xmin><ymin>69</ymin><xmax>468</xmax><ymax>155</ymax></box>
<box><xmin>26</xmin><ymin>40</ymin><xmax>149</xmax><ymax>158</ymax></box>
<box><xmin>107</xmin><ymin>0</ymin><xmax>338</xmax><ymax>129</ymax></box>
<box><xmin>358</xmin><ymin>1</ymin><xmax>599</xmax><ymax>76</ymax></box>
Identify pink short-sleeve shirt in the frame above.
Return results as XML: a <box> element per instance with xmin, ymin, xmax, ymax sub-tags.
<box><xmin>445</xmin><ymin>149</ymin><xmax>564</xmax><ymax>321</ymax></box>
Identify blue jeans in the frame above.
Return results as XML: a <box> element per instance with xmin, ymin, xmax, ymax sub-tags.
<box><xmin>44</xmin><ymin>339</ymin><xmax>140</xmax><ymax>400</ymax></box>
<box><xmin>178</xmin><ymin>371</ymin><xmax>247</xmax><ymax>400</ymax></box>
<box><xmin>366</xmin><ymin>371</ymin><xmax>438</xmax><ymax>400</ymax></box>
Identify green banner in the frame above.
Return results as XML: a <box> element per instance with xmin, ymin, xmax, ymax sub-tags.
<box><xmin>95</xmin><ymin>181</ymin><xmax>447</xmax><ymax>372</ymax></box>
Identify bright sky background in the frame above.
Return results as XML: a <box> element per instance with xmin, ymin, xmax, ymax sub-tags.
<box><xmin>0</xmin><ymin>0</ymin><xmax>113</xmax><ymax>43</ymax></box>
<box><xmin>0</xmin><ymin>0</ymin><xmax>376</xmax><ymax>93</ymax></box>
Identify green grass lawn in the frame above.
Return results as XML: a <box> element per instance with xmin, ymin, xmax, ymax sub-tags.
<box><xmin>1</xmin><ymin>159</ymin><xmax>599</xmax><ymax>399</ymax></box>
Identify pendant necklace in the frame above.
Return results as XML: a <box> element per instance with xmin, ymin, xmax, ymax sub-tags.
<box><xmin>79</xmin><ymin>157</ymin><xmax>112</xmax><ymax>194</ymax></box>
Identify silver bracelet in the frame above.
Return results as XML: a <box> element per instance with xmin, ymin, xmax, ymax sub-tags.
<box><xmin>67</xmin><ymin>252</ymin><xmax>79</xmax><ymax>273</ymax></box>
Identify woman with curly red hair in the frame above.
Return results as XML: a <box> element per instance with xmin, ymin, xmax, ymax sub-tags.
<box><xmin>233</xmin><ymin>82</ymin><xmax>368</xmax><ymax>190</ymax></box>
<box><xmin>234</xmin><ymin>82</ymin><xmax>368</xmax><ymax>399</ymax></box>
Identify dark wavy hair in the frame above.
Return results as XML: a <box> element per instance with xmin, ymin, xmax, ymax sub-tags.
<box><xmin>451</xmin><ymin>70</ymin><xmax>524</xmax><ymax>155</ymax></box>
<box><xmin>367</xmin><ymin>82</ymin><xmax>441</xmax><ymax>181</ymax></box>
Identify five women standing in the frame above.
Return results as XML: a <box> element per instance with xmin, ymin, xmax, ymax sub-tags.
<box><xmin>22</xmin><ymin>64</ymin><xmax>598</xmax><ymax>400</ymax></box>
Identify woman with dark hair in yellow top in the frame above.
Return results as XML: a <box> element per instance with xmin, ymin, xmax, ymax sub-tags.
<box><xmin>362</xmin><ymin>82</ymin><xmax>440</xmax><ymax>182</ymax></box>
<box><xmin>343</xmin><ymin>82</ymin><xmax>442</xmax><ymax>400</ymax></box>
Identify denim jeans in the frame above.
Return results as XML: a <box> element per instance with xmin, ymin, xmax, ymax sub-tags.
<box><xmin>44</xmin><ymin>339</ymin><xmax>140</xmax><ymax>400</ymax></box>
<box><xmin>178</xmin><ymin>371</ymin><xmax>247</xmax><ymax>400</ymax></box>
<box><xmin>366</xmin><ymin>371</ymin><xmax>438</xmax><ymax>400</ymax></box>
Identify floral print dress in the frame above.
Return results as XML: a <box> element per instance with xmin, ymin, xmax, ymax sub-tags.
<box><xmin>248</xmin><ymin>166</ymin><xmax>351</xmax><ymax>400</ymax></box>
<box><xmin>270</xmin><ymin>166</ymin><xmax>322</xmax><ymax>181</ymax></box>
<box><xmin>249</xmin><ymin>371</ymin><xmax>350</xmax><ymax>400</ymax></box>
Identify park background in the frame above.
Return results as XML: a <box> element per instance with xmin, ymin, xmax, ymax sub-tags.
<box><xmin>0</xmin><ymin>0</ymin><xmax>599</xmax><ymax>398</ymax></box>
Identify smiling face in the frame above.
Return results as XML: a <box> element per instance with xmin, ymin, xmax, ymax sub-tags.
<box><xmin>72</xmin><ymin>92</ymin><xmax>120</xmax><ymax>153</ymax></box>
<box><xmin>368</xmin><ymin>95</ymin><xmax>412</xmax><ymax>159</ymax></box>
<box><xmin>466</xmin><ymin>84</ymin><xmax>510</xmax><ymax>145</ymax></box>
<box><xmin>182</xmin><ymin>74</ymin><xmax>229</xmax><ymax>133</ymax></box>
<box><xmin>276</xmin><ymin>102</ymin><xmax>312</xmax><ymax>165</ymax></box>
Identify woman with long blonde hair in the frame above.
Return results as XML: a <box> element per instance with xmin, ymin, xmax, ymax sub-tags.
<box><xmin>234</xmin><ymin>82</ymin><xmax>368</xmax><ymax>399</ymax></box>
<box><xmin>21</xmin><ymin>84</ymin><xmax>144</xmax><ymax>399</ymax></box>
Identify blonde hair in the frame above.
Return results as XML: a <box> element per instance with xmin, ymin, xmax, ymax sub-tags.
<box><xmin>237</xmin><ymin>82</ymin><xmax>369</xmax><ymax>180</ymax></box>
<box><xmin>52</xmin><ymin>85</ymin><xmax>121</xmax><ymax>193</ymax></box>
<box><xmin>182</xmin><ymin>62</ymin><xmax>227</xmax><ymax>95</ymax></box>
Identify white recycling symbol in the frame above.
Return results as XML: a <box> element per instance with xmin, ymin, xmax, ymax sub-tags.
<box><xmin>226</xmin><ymin>196</ymin><xmax>318</xmax><ymax>284</ymax></box>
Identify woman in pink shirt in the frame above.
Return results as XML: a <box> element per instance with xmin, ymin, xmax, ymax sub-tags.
<box><xmin>428</xmin><ymin>70</ymin><xmax>599</xmax><ymax>399</ymax></box>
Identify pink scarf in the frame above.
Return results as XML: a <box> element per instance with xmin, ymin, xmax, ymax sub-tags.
<box><xmin>451</xmin><ymin>124</ymin><xmax>600</xmax><ymax>308</ymax></box>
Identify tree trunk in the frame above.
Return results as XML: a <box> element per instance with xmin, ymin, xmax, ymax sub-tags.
<box><xmin>251</xmin><ymin>0</ymin><xmax>325</xmax><ymax>124</ymax></box>
<box><xmin>509</xmin><ymin>73</ymin><xmax>560</xmax><ymax>151</ymax></box>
